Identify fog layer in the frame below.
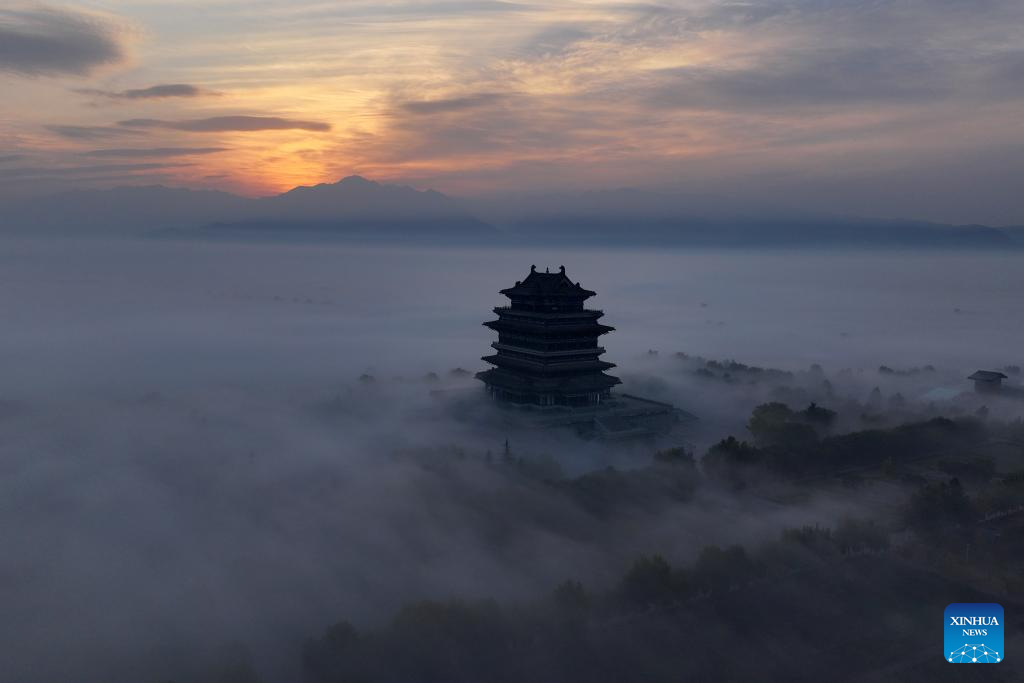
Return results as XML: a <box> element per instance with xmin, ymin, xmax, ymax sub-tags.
<box><xmin>0</xmin><ymin>239</ymin><xmax>1020</xmax><ymax>680</ymax></box>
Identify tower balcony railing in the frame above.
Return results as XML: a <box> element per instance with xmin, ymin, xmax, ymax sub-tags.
<box><xmin>493</xmin><ymin>306</ymin><xmax>603</xmax><ymax>318</ymax></box>
<box><xmin>497</xmin><ymin>337</ymin><xmax>600</xmax><ymax>350</ymax></box>
<box><xmin>492</xmin><ymin>342</ymin><xmax>606</xmax><ymax>357</ymax></box>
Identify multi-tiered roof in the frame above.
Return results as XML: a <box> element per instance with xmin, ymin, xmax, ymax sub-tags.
<box><xmin>476</xmin><ymin>265</ymin><xmax>621</xmax><ymax>407</ymax></box>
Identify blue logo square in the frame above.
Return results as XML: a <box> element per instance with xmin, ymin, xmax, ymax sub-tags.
<box><xmin>945</xmin><ymin>603</ymin><xmax>1003</xmax><ymax>663</ymax></box>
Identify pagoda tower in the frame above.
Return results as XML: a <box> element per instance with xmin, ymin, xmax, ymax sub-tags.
<box><xmin>476</xmin><ymin>265</ymin><xmax>621</xmax><ymax>407</ymax></box>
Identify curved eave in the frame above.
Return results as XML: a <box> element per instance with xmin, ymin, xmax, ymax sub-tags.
<box><xmin>482</xmin><ymin>354</ymin><xmax>617</xmax><ymax>373</ymax></box>
<box><xmin>491</xmin><ymin>342</ymin><xmax>606</xmax><ymax>357</ymax></box>
<box><xmin>499</xmin><ymin>285</ymin><xmax>596</xmax><ymax>298</ymax></box>
<box><xmin>483</xmin><ymin>319</ymin><xmax>615</xmax><ymax>335</ymax></box>
<box><xmin>477</xmin><ymin>368</ymin><xmax>621</xmax><ymax>391</ymax></box>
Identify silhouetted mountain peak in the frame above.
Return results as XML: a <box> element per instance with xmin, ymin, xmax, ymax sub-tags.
<box><xmin>278</xmin><ymin>175</ymin><xmax>378</xmax><ymax>196</ymax></box>
<box><xmin>336</xmin><ymin>174</ymin><xmax>376</xmax><ymax>187</ymax></box>
<box><xmin>255</xmin><ymin>175</ymin><xmax>465</xmax><ymax>222</ymax></box>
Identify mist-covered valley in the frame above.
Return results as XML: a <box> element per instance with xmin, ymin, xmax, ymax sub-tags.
<box><xmin>7</xmin><ymin>0</ymin><xmax>1024</xmax><ymax>678</ymax></box>
<box><xmin>1</xmin><ymin>238</ymin><xmax>1022</xmax><ymax>682</ymax></box>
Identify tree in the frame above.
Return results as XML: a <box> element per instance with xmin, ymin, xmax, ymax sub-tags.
<box><xmin>906</xmin><ymin>478</ymin><xmax>974</xmax><ymax>535</ymax></box>
<box><xmin>653</xmin><ymin>446</ymin><xmax>696</xmax><ymax>468</ymax></box>
<box><xmin>552</xmin><ymin>579</ymin><xmax>591</xmax><ymax>613</ymax></box>
<box><xmin>702</xmin><ymin>436</ymin><xmax>763</xmax><ymax>487</ymax></box>
<box><xmin>834</xmin><ymin>518</ymin><xmax>889</xmax><ymax>554</ymax></box>
<box><xmin>747</xmin><ymin>402</ymin><xmax>796</xmax><ymax>445</ymax></box>
<box><xmin>801</xmin><ymin>402</ymin><xmax>837</xmax><ymax>430</ymax></box>
<box><xmin>780</xmin><ymin>525</ymin><xmax>836</xmax><ymax>557</ymax></box>
<box><xmin>618</xmin><ymin>555</ymin><xmax>689</xmax><ymax>605</ymax></box>
<box><xmin>692</xmin><ymin>545</ymin><xmax>763</xmax><ymax>595</ymax></box>
<box><xmin>747</xmin><ymin>402</ymin><xmax>821</xmax><ymax>455</ymax></box>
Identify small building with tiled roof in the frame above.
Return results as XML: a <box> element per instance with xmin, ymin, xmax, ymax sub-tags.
<box><xmin>968</xmin><ymin>370</ymin><xmax>1008</xmax><ymax>393</ymax></box>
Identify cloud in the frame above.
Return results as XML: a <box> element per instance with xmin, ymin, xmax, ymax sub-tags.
<box><xmin>401</xmin><ymin>93</ymin><xmax>506</xmax><ymax>114</ymax></box>
<box><xmin>0</xmin><ymin>161</ymin><xmax>192</xmax><ymax>180</ymax></box>
<box><xmin>76</xmin><ymin>83</ymin><xmax>213</xmax><ymax>100</ymax></box>
<box><xmin>0</xmin><ymin>6</ymin><xmax>126</xmax><ymax>76</ymax></box>
<box><xmin>265</xmin><ymin>0</ymin><xmax>532</xmax><ymax>25</ymax></box>
<box><xmin>81</xmin><ymin>147</ymin><xmax>228</xmax><ymax>158</ymax></box>
<box><xmin>517</xmin><ymin>25</ymin><xmax>591</xmax><ymax>58</ymax></box>
<box><xmin>118</xmin><ymin>115</ymin><xmax>331</xmax><ymax>132</ymax></box>
<box><xmin>643</xmin><ymin>48</ymin><xmax>949</xmax><ymax>111</ymax></box>
<box><xmin>8</xmin><ymin>0</ymin><xmax>1024</xmax><ymax>222</ymax></box>
<box><xmin>0</xmin><ymin>154</ymin><xmax>25</xmax><ymax>163</ymax></box>
<box><xmin>45</xmin><ymin>125</ymin><xmax>146</xmax><ymax>140</ymax></box>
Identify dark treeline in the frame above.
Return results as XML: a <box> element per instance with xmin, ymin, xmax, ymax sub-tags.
<box><xmin>281</xmin><ymin>401</ymin><xmax>1024</xmax><ymax>683</ymax></box>
<box><xmin>297</xmin><ymin>501</ymin><xmax>1021</xmax><ymax>683</ymax></box>
<box><xmin>300</xmin><ymin>520</ymin><xmax>893</xmax><ymax>683</ymax></box>
<box><xmin>704</xmin><ymin>405</ymin><xmax>987</xmax><ymax>486</ymax></box>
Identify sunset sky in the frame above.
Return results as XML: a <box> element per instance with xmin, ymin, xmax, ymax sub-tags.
<box><xmin>2</xmin><ymin>1</ymin><xmax>1023</xmax><ymax>224</ymax></box>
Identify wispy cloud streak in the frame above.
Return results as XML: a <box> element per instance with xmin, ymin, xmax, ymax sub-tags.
<box><xmin>118</xmin><ymin>116</ymin><xmax>331</xmax><ymax>132</ymax></box>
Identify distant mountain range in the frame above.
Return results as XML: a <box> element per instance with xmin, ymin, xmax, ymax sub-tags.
<box><xmin>1</xmin><ymin>176</ymin><xmax>1019</xmax><ymax>248</ymax></box>
<box><xmin>0</xmin><ymin>176</ymin><xmax>489</xmax><ymax>242</ymax></box>
<box><xmin>467</xmin><ymin>188</ymin><xmax>1019</xmax><ymax>248</ymax></box>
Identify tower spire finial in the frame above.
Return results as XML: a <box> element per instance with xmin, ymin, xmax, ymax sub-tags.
<box><xmin>530</xmin><ymin>264</ymin><xmax>536</xmax><ymax>273</ymax></box>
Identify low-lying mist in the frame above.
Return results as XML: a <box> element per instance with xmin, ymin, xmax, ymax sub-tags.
<box><xmin>1</xmin><ymin>238</ymin><xmax>1021</xmax><ymax>681</ymax></box>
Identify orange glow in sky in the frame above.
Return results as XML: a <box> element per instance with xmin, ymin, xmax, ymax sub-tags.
<box><xmin>2</xmin><ymin>1</ymin><xmax>1024</xmax><ymax>223</ymax></box>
